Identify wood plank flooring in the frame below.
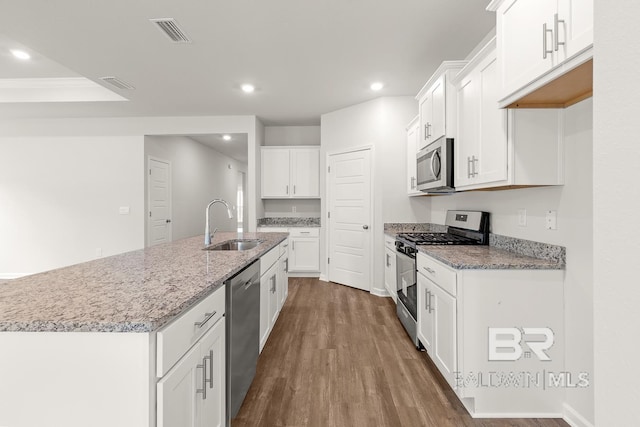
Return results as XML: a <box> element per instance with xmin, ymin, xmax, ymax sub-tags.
<box><xmin>233</xmin><ymin>278</ymin><xmax>569</xmax><ymax>427</ymax></box>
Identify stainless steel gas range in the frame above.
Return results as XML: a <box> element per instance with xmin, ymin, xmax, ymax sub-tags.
<box><xmin>395</xmin><ymin>210</ymin><xmax>490</xmax><ymax>348</ymax></box>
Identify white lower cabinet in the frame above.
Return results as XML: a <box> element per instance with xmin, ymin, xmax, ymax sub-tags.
<box><xmin>258</xmin><ymin>227</ymin><xmax>320</xmax><ymax>275</ymax></box>
<box><xmin>260</xmin><ymin>239</ymin><xmax>290</xmax><ymax>353</ymax></box>
<box><xmin>157</xmin><ymin>317</ymin><xmax>225</xmax><ymax>427</ymax></box>
<box><xmin>417</xmin><ymin>251</ymin><xmax>565</xmax><ymax>417</ymax></box>
<box><xmin>384</xmin><ymin>235</ymin><xmax>397</xmax><ymax>302</ymax></box>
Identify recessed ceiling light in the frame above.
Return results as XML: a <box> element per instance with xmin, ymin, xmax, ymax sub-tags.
<box><xmin>10</xmin><ymin>49</ymin><xmax>30</xmax><ymax>60</ymax></box>
<box><xmin>223</xmin><ymin>134</ymin><xmax>231</xmax><ymax>141</ymax></box>
<box><xmin>241</xmin><ymin>84</ymin><xmax>255</xmax><ymax>93</ymax></box>
<box><xmin>370</xmin><ymin>82</ymin><xmax>384</xmax><ymax>91</ymax></box>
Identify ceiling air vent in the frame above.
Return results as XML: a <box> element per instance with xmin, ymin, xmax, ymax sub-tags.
<box><xmin>99</xmin><ymin>76</ymin><xmax>135</xmax><ymax>90</ymax></box>
<box><xmin>150</xmin><ymin>18</ymin><xmax>192</xmax><ymax>43</ymax></box>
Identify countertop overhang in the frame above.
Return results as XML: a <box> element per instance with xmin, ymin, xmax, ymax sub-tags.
<box><xmin>0</xmin><ymin>232</ymin><xmax>288</xmax><ymax>333</ymax></box>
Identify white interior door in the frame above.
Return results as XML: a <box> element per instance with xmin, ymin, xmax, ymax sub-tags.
<box><xmin>328</xmin><ymin>149</ymin><xmax>372</xmax><ymax>291</ymax></box>
<box><xmin>148</xmin><ymin>157</ymin><xmax>172</xmax><ymax>247</ymax></box>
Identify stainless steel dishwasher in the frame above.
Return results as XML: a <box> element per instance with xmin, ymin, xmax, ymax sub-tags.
<box><xmin>225</xmin><ymin>259</ymin><xmax>260</xmax><ymax>424</ymax></box>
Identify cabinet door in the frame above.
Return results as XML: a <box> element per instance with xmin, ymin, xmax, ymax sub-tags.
<box><xmin>157</xmin><ymin>344</ymin><xmax>202</xmax><ymax>427</ymax></box>
<box><xmin>416</xmin><ymin>273</ymin><xmax>433</xmax><ymax>353</ymax></box>
<box><xmin>289</xmin><ymin>237</ymin><xmax>320</xmax><ymax>272</ymax></box>
<box><xmin>259</xmin><ymin>267</ymin><xmax>272</xmax><ymax>352</ymax></box>
<box><xmin>497</xmin><ymin>0</ymin><xmax>557</xmax><ymax>98</ymax></box>
<box><xmin>455</xmin><ymin>70</ymin><xmax>478</xmax><ymax>189</ymax></box>
<box><xmin>432</xmin><ymin>284</ymin><xmax>457</xmax><ymax>390</ymax></box>
<box><xmin>558</xmin><ymin>0</ymin><xmax>593</xmax><ymax>60</ymax></box>
<box><xmin>291</xmin><ymin>149</ymin><xmax>320</xmax><ymax>197</ymax></box>
<box><xmin>199</xmin><ymin>319</ymin><xmax>226</xmax><ymax>427</ymax></box>
<box><xmin>261</xmin><ymin>149</ymin><xmax>290</xmax><ymax>197</ymax></box>
<box><xmin>278</xmin><ymin>255</ymin><xmax>289</xmax><ymax>308</ymax></box>
<box><xmin>430</xmin><ymin>76</ymin><xmax>446</xmax><ymax>142</ymax></box>
<box><xmin>418</xmin><ymin>95</ymin><xmax>432</xmax><ymax>151</ymax></box>
<box><xmin>476</xmin><ymin>52</ymin><xmax>508</xmax><ymax>186</ymax></box>
<box><xmin>406</xmin><ymin>120</ymin><xmax>421</xmax><ymax>195</ymax></box>
<box><xmin>384</xmin><ymin>247</ymin><xmax>397</xmax><ymax>297</ymax></box>
<box><xmin>268</xmin><ymin>269</ymin><xmax>279</xmax><ymax>327</ymax></box>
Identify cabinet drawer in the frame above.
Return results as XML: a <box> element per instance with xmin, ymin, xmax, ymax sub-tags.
<box><xmin>157</xmin><ymin>286</ymin><xmax>225</xmax><ymax>377</ymax></box>
<box><xmin>279</xmin><ymin>238</ymin><xmax>289</xmax><ymax>256</ymax></box>
<box><xmin>384</xmin><ymin>234</ymin><xmax>396</xmax><ymax>250</ymax></box>
<box><xmin>257</xmin><ymin>227</ymin><xmax>288</xmax><ymax>233</ymax></box>
<box><xmin>260</xmin><ymin>246</ymin><xmax>280</xmax><ymax>276</ymax></box>
<box><xmin>417</xmin><ymin>253</ymin><xmax>457</xmax><ymax>297</ymax></box>
<box><xmin>289</xmin><ymin>227</ymin><xmax>319</xmax><ymax>237</ymax></box>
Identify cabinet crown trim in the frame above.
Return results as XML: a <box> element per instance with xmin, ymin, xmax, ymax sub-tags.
<box><xmin>452</xmin><ymin>37</ymin><xmax>497</xmax><ymax>85</ymax></box>
<box><xmin>486</xmin><ymin>0</ymin><xmax>506</xmax><ymax>12</ymax></box>
<box><xmin>415</xmin><ymin>60</ymin><xmax>468</xmax><ymax>100</ymax></box>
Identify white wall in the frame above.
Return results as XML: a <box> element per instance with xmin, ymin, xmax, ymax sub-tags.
<box><xmin>144</xmin><ymin>135</ymin><xmax>248</xmax><ymax>243</ymax></box>
<box><xmin>262</xmin><ymin>126</ymin><xmax>322</xmax><ymax>217</ymax></box>
<box><xmin>430</xmin><ymin>99</ymin><xmax>594</xmax><ymax>424</ymax></box>
<box><xmin>264</xmin><ymin>126</ymin><xmax>320</xmax><ymax>146</ymax></box>
<box><xmin>0</xmin><ymin>136</ymin><xmax>144</xmax><ymax>277</ymax></box>
<box><xmin>321</xmin><ymin>96</ymin><xmax>431</xmax><ymax>291</ymax></box>
<box><xmin>593</xmin><ymin>1</ymin><xmax>640</xmax><ymax>425</ymax></box>
<box><xmin>0</xmin><ymin>115</ymin><xmax>262</xmax><ymax>276</ymax></box>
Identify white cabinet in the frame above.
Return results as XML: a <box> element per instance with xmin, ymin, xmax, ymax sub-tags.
<box><xmin>415</xmin><ymin>61</ymin><xmax>467</xmax><ymax>151</ymax></box>
<box><xmin>489</xmin><ymin>0</ymin><xmax>593</xmax><ymax>106</ymax></box>
<box><xmin>416</xmin><ymin>251</ymin><xmax>565</xmax><ymax>416</ymax></box>
<box><xmin>257</xmin><ymin>227</ymin><xmax>320</xmax><ymax>276</ymax></box>
<box><xmin>406</xmin><ymin>116</ymin><xmax>421</xmax><ymax>196</ymax></box>
<box><xmin>157</xmin><ymin>296</ymin><xmax>226</xmax><ymax>427</ymax></box>
<box><xmin>261</xmin><ymin>147</ymin><xmax>320</xmax><ymax>198</ymax></box>
<box><xmin>416</xmin><ymin>261</ymin><xmax>457</xmax><ymax>389</ymax></box>
<box><xmin>384</xmin><ymin>235</ymin><xmax>397</xmax><ymax>301</ymax></box>
<box><xmin>453</xmin><ymin>37</ymin><xmax>564</xmax><ymax>192</ymax></box>
<box><xmin>259</xmin><ymin>240</ymin><xmax>290</xmax><ymax>353</ymax></box>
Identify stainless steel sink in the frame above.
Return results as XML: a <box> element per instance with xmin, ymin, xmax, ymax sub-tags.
<box><xmin>204</xmin><ymin>239</ymin><xmax>262</xmax><ymax>251</ymax></box>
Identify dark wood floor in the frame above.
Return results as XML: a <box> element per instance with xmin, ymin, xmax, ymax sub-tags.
<box><xmin>233</xmin><ymin>278</ymin><xmax>569</xmax><ymax>427</ymax></box>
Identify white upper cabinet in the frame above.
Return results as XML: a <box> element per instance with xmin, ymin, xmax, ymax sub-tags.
<box><xmin>406</xmin><ymin>116</ymin><xmax>422</xmax><ymax>196</ymax></box>
<box><xmin>261</xmin><ymin>147</ymin><xmax>319</xmax><ymax>198</ymax></box>
<box><xmin>454</xmin><ymin>37</ymin><xmax>564</xmax><ymax>191</ymax></box>
<box><xmin>416</xmin><ymin>62</ymin><xmax>467</xmax><ymax>151</ymax></box>
<box><xmin>488</xmin><ymin>0</ymin><xmax>593</xmax><ymax>107</ymax></box>
<box><xmin>454</xmin><ymin>38</ymin><xmax>509</xmax><ymax>190</ymax></box>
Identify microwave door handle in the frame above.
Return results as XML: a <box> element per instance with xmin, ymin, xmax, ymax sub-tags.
<box><xmin>430</xmin><ymin>152</ymin><xmax>438</xmax><ymax>179</ymax></box>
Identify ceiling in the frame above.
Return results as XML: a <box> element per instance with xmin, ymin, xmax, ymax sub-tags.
<box><xmin>188</xmin><ymin>133</ymin><xmax>249</xmax><ymax>164</ymax></box>
<box><xmin>0</xmin><ymin>0</ymin><xmax>495</xmax><ymax>125</ymax></box>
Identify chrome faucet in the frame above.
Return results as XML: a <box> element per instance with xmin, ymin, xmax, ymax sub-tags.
<box><xmin>205</xmin><ymin>199</ymin><xmax>233</xmax><ymax>246</ymax></box>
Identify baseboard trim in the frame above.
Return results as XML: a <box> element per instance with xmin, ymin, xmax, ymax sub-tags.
<box><xmin>288</xmin><ymin>272</ymin><xmax>320</xmax><ymax>278</ymax></box>
<box><xmin>563</xmin><ymin>403</ymin><xmax>594</xmax><ymax>427</ymax></box>
<box><xmin>370</xmin><ymin>287</ymin><xmax>389</xmax><ymax>298</ymax></box>
<box><xmin>318</xmin><ymin>274</ymin><xmax>328</xmax><ymax>282</ymax></box>
<box><xmin>471</xmin><ymin>412</ymin><xmax>563</xmax><ymax>418</ymax></box>
<box><xmin>0</xmin><ymin>273</ymin><xmax>29</xmax><ymax>280</ymax></box>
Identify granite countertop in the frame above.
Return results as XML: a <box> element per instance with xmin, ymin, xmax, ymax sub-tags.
<box><xmin>258</xmin><ymin>217</ymin><xmax>321</xmax><ymax>227</ymax></box>
<box><xmin>0</xmin><ymin>232</ymin><xmax>287</xmax><ymax>333</ymax></box>
<box><xmin>417</xmin><ymin>245</ymin><xmax>564</xmax><ymax>270</ymax></box>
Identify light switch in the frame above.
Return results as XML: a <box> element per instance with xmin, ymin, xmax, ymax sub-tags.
<box><xmin>546</xmin><ymin>210</ymin><xmax>557</xmax><ymax>230</ymax></box>
<box><xmin>119</xmin><ymin>206</ymin><xmax>130</xmax><ymax>215</ymax></box>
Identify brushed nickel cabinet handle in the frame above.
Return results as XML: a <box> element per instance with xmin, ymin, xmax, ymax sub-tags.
<box><xmin>196</xmin><ymin>363</ymin><xmax>207</xmax><ymax>399</ymax></box>
<box><xmin>554</xmin><ymin>13</ymin><xmax>565</xmax><ymax>51</ymax></box>
<box><xmin>543</xmin><ymin>23</ymin><xmax>553</xmax><ymax>59</ymax></box>
<box><xmin>194</xmin><ymin>311</ymin><xmax>217</xmax><ymax>328</ymax></box>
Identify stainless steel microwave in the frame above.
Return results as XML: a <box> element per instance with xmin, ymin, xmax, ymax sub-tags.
<box><xmin>416</xmin><ymin>137</ymin><xmax>454</xmax><ymax>193</ymax></box>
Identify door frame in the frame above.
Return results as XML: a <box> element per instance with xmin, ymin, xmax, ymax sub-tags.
<box><xmin>147</xmin><ymin>156</ymin><xmax>172</xmax><ymax>247</ymax></box>
<box><xmin>324</xmin><ymin>145</ymin><xmax>374</xmax><ymax>291</ymax></box>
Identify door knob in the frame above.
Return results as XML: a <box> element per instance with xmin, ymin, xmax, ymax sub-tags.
<box><xmin>363</xmin><ymin>225</ymin><xmax>369</xmax><ymax>230</ymax></box>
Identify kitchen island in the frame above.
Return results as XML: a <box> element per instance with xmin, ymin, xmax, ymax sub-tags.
<box><xmin>0</xmin><ymin>231</ymin><xmax>287</xmax><ymax>427</ymax></box>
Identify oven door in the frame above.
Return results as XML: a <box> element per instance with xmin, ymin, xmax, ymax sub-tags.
<box><xmin>396</xmin><ymin>250</ymin><xmax>417</xmax><ymax>320</ymax></box>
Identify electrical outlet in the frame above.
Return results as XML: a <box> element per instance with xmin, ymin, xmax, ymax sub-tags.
<box><xmin>119</xmin><ymin>206</ymin><xmax>130</xmax><ymax>215</ymax></box>
<box><xmin>517</xmin><ymin>209</ymin><xmax>527</xmax><ymax>227</ymax></box>
<box><xmin>96</xmin><ymin>248</ymin><xmax>102</xmax><ymax>257</ymax></box>
<box><xmin>292</xmin><ymin>206</ymin><xmax>297</xmax><ymax>213</ymax></box>
<box><xmin>546</xmin><ymin>210</ymin><xmax>557</xmax><ymax>230</ymax></box>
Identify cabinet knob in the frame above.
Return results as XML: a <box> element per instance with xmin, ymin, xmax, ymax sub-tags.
<box><xmin>362</xmin><ymin>225</ymin><xmax>369</xmax><ymax>230</ymax></box>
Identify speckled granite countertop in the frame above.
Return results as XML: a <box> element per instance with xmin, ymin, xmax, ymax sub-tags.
<box><xmin>258</xmin><ymin>217</ymin><xmax>320</xmax><ymax>227</ymax></box>
<box><xmin>417</xmin><ymin>245</ymin><xmax>564</xmax><ymax>270</ymax></box>
<box><xmin>0</xmin><ymin>232</ymin><xmax>287</xmax><ymax>333</ymax></box>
